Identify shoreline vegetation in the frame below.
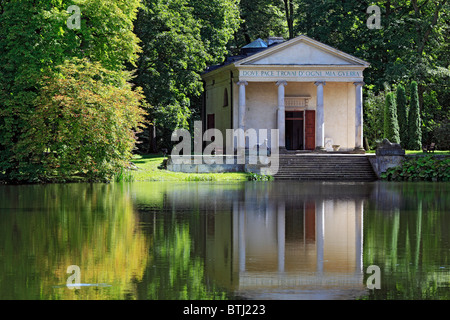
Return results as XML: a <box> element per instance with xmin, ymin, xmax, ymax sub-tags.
<box><xmin>123</xmin><ymin>154</ymin><xmax>256</xmax><ymax>182</ymax></box>
<box><xmin>380</xmin><ymin>154</ymin><xmax>450</xmax><ymax>182</ymax></box>
<box><xmin>121</xmin><ymin>152</ymin><xmax>450</xmax><ymax>183</ymax></box>
<box><xmin>1</xmin><ymin>152</ymin><xmax>449</xmax><ymax>185</ymax></box>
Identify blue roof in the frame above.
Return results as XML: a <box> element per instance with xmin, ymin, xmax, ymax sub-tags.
<box><xmin>242</xmin><ymin>38</ymin><xmax>268</xmax><ymax>49</ymax></box>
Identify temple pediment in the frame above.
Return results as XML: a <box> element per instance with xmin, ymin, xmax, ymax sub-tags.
<box><xmin>235</xmin><ymin>35</ymin><xmax>369</xmax><ymax>67</ymax></box>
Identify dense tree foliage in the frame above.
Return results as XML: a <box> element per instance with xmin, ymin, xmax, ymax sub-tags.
<box><xmin>26</xmin><ymin>59</ymin><xmax>146</xmax><ymax>182</ymax></box>
<box><xmin>231</xmin><ymin>0</ymin><xmax>449</xmax><ymax>149</ymax></box>
<box><xmin>1</xmin><ymin>0</ymin><xmax>448</xmax><ymax>182</ymax></box>
<box><xmin>133</xmin><ymin>0</ymin><xmax>240</xmax><ymax>151</ymax></box>
<box><xmin>231</xmin><ymin>0</ymin><xmax>287</xmax><ymax>51</ymax></box>
<box><xmin>0</xmin><ymin>0</ymin><xmax>143</xmax><ymax>182</ymax></box>
<box><xmin>384</xmin><ymin>92</ymin><xmax>401</xmax><ymax>144</ymax></box>
<box><xmin>396</xmin><ymin>85</ymin><xmax>409</xmax><ymax>148</ymax></box>
<box><xmin>408</xmin><ymin>81</ymin><xmax>423</xmax><ymax>150</ymax></box>
<box><xmin>363</xmin><ymin>86</ymin><xmax>386</xmax><ymax>149</ymax></box>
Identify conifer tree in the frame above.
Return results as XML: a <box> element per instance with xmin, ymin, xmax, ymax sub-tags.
<box><xmin>384</xmin><ymin>92</ymin><xmax>400</xmax><ymax>144</ymax></box>
<box><xmin>408</xmin><ymin>81</ymin><xmax>422</xmax><ymax>150</ymax></box>
<box><xmin>396</xmin><ymin>84</ymin><xmax>408</xmax><ymax>148</ymax></box>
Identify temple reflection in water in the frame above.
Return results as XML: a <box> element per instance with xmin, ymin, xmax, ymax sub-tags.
<box><xmin>161</xmin><ymin>181</ymin><xmax>374</xmax><ymax>300</ymax></box>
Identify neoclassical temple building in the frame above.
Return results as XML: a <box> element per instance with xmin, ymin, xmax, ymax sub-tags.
<box><xmin>201</xmin><ymin>35</ymin><xmax>370</xmax><ymax>153</ymax></box>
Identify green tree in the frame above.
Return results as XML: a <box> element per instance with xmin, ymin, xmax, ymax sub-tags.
<box><xmin>22</xmin><ymin>58</ymin><xmax>146</xmax><ymax>182</ymax></box>
<box><xmin>363</xmin><ymin>87</ymin><xmax>386</xmax><ymax>149</ymax></box>
<box><xmin>408</xmin><ymin>81</ymin><xmax>422</xmax><ymax>150</ymax></box>
<box><xmin>233</xmin><ymin>0</ymin><xmax>287</xmax><ymax>49</ymax></box>
<box><xmin>290</xmin><ymin>0</ymin><xmax>448</xmax><ymax>149</ymax></box>
<box><xmin>384</xmin><ymin>92</ymin><xmax>400</xmax><ymax>144</ymax></box>
<box><xmin>0</xmin><ymin>0</ymin><xmax>142</xmax><ymax>182</ymax></box>
<box><xmin>433</xmin><ymin>120</ymin><xmax>450</xmax><ymax>150</ymax></box>
<box><xmin>396</xmin><ymin>85</ymin><xmax>409</xmax><ymax>148</ymax></box>
<box><xmin>133</xmin><ymin>0</ymin><xmax>240</xmax><ymax>152</ymax></box>
<box><xmin>188</xmin><ymin>0</ymin><xmax>241</xmax><ymax>63</ymax></box>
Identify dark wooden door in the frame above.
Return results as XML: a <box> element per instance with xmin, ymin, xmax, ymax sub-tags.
<box><xmin>207</xmin><ymin>114</ymin><xmax>215</xmax><ymax>129</ymax></box>
<box><xmin>304</xmin><ymin>201</ymin><xmax>316</xmax><ymax>242</ymax></box>
<box><xmin>285</xmin><ymin>111</ymin><xmax>304</xmax><ymax>150</ymax></box>
<box><xmin>304</xmin><ymin>110</ymin><xmax>315</xmax><ymax>150</ymax></box>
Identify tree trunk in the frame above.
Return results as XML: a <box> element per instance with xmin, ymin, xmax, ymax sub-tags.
<box><xmin>149</xmin><ymin>124</ymin><xmax>157</xmax><ymax>153</ymax></box>
<box><xmin>283</xmin><ymin>0</ymin><xmax>294</xmax><ymax>39</ymax></box>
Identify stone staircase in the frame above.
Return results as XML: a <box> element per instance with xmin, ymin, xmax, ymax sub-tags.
<box><xmin>273</xmin><ymin>154</ymin><xmax>378</xmax><ymax>181</ymax></box>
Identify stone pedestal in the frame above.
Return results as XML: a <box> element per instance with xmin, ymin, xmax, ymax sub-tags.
<box><xmin>375</xmin><ymin>139</ymin><xmax>405</xmax><ymax>156</ymax></box>
<box><xmin>370</xmin><ymin>139</ymin><xmax>406</xmax><ymax>178</ymax></box>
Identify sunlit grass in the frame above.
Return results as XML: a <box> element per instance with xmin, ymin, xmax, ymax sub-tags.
<box><xmin>366</xmin><ymin>150</ymin><xmax>450</xmax><ymax>155</ymax></box>
<box><xmin>129</xmin><ymin>154</ymin><xmax>250</xmax><ymax>182</ymax></box>
<box><xmin>404</xmin><ymin>150</ymin><xmax>450</xmax><ymax>155</ymax></box>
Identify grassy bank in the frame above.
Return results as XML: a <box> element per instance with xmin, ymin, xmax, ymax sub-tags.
<box><xmin>124</xmin><ymin>154</ymin><xmax>252</xmax><ymax>182</ymax></box>
<box><xmin>366</xmin><ymin>150</ymin><xmax>450</xmax><ymax>155</ymax></box>
<box><xmin>0</xmin><ymin>154</ymin><xmax>263</xmax><ymax>184</ymax></box>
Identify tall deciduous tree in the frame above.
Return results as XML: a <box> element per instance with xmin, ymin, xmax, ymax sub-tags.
<box><xmin>188</xmin><ymin>0</ymin><xmax>241</xmax><ymax>63</ymax></box>
<box><xmin>232</xmin><ymin>0</ymin><xmax>287</xmax><ymax>50</ymax></box>
<box><xmin>24</xmin><ymin>58</ymin><xmax>146</xmax><ymax>182</ymax></box>
<box><xmin>408</xmin><ymin>81</ymin><xmax>422</xmax><ymax>150</ymax></box>
<box><xmin>0</xmin><ymin>0</ymin><xmax>142</xmax><ymax>182</ymax></box>
<box><xmin>283</xmin><ymin>0</ymin><xmax>295</xmax><ymax>39</ymax></box>
<box><xmin>396</xmin><ymin>85</ymin><xmax>409</xmax><ymax>148</ymax></box>
<box><xmin>384</xmin><ymin>92</ymin><xmax>400</xmax><ymax>144</ymax></box>
<box><xmin>133</xmin><ymin>0</ymin><xmax>240</xmax><ymax>151</ymax></box>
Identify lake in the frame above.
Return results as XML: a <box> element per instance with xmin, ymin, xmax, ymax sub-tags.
<box><xmin>0</xmin><ymin>181</ymin><xmax>448</xmax><ymax>300</ymax></box>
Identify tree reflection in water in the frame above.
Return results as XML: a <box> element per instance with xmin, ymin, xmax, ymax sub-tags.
<box><xmin>0</xmin><ymin>181</ymin><xmax>448</xmax><ymax>300</ymax></box>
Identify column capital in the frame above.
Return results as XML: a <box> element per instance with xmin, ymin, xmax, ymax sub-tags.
<box><xmin>314</xmin><ymin>81</ymin><xmax>326</xmax><ymax>86</ymax></box>
<box><xmin>237</xmin><ymin>80</ymin><xmax>248</xmax><ymax>86</ymax></box>
<box><xmin>353</xmin><ymin>81</ymin><xmax>365</xmax><ymax>87</ymax></box>
<box><xmin>276</xmin><ymin>80</ymin><xmax>288</xmax><ymax>87</ymax></box>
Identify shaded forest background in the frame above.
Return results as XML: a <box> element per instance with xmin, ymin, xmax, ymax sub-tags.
<box><xmin>0</xmin><ymin>0</ymin><xmax>449</xmax><ymax>182</ymax></box>
<box><xmin>133</xmin><ymin>0</ymin><xmax>449</xmax><ymax>153</ymax></box>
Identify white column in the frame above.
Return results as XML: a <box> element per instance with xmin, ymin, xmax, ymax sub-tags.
<box><xmin>355</xmin><ymin>199</ymin><xmax>364</xmax><ymax>273</ymax></box>
<box><xmin>277</xmin><ymin>202</ymin><xmax>285</xmax><ymax>273</ymax></box>
<box><xmin>354</xmin><ymin>82</ymin><xmax>364</xmax><ymax>151</ymax></box>
<box><xmin>237</xmin><ymin>81</ymin><xmax>248</xmax><ymax>150</ymax></box>
<box><xmin>316</xmin><ymin>199</ymin><xmax>325</xmax><ymax>274</ymax></box>
<box><xmin>314</xmin><ymin>81</ymin><xmax>326</xmax><ymax>150</ymax></box>
<box><xmin>276</xmin><ymin>80</ymin><xmax>287</xmax><ymax>149</ymax></box>
<box><xmin>239</xmin><ymin>202</ymin><xmax>246</xmax><ymax>272</ymax></box>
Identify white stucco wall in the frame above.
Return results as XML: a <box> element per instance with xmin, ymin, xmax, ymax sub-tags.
<box><xmin>204</xmin><ymin>72</ymin><xmax>232</xmax><ymax>146</ymax></box>
<box><xmin>202</xmin><ymin>35</ymin><xmax>369</xmax><ymax>152</ymax></box>
<box><xmin>206</xmin><ymin>76</ymin><xmax>357</xmax><ymax>151</ymax></box>
<box><xmin>323</xmin><ymin>82</ymin><xmax>356</xmax><ymax>151</ymax></box>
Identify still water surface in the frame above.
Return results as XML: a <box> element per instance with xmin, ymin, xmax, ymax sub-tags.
<box><xmin>0</xmin><ymin>181</ymin><xmax>448</xmax><ymax>300</ymax></box>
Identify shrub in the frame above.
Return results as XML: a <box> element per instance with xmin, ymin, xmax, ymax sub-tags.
<box><xmin>248</xmin><ymin>173</ymin><xmax>274</xmax><ymax>181</ymax></box>
<box><xmin>364</xmin><ymin>88</ymin><xmax>386</xmax><ymax>150</ymax></box>
<box><xmin>381</xmin><ymin>156</ymin><xmax>450</xmax><ymax>182</ymax></box>
<box><xmin>21</xmin><ymin>58</ymin><xmax>147</xmax><ymax>182</ymax></box>
<box><xmin>433</xmin><ymin>120</ymin><xmax>450</xmax><ymax>150</ymax></box>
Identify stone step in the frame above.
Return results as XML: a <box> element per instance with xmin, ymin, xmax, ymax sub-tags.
<box><xmin>277</xmin><ymin>164</ymin><xmax>372</xmax><ymax>166</ymax></box>
<box><xmin>274</xmin><ymin>172</ymin><xmax>377</xmax><ymax>175</ymax></box>
<box><xmin>273</xmin><ymin>155</ymin><xmax>377</xmax><ymax>181</ymax></box>
<box><xmin>274</xmin><ymin>174</ymin><xmax>375</xmax><ymax>177</ymax></box>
